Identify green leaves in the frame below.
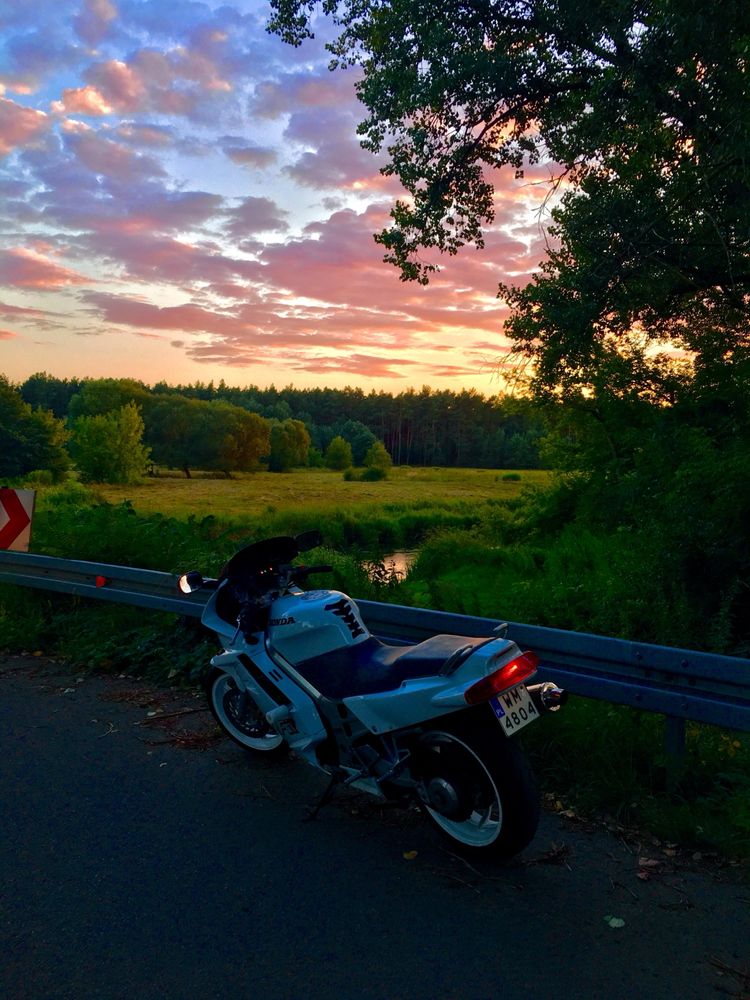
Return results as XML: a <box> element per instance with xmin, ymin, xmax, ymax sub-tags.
<box><xmin>271</xmin><ymin>0</ymin><xmax>750</xmax><ymax>395</ymax></box>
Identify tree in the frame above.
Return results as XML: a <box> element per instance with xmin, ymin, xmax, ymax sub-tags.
<box><xmin>68</xmin><ymin>378</ymin><xmax>151</xmax><ymax>420</ymax></box>
<box><xmin>214</xmin><ymin>406</ymin><xmax>271</xmax><ymax>475</ymax></box>
<box><xmin>145</xmin><ymin>396</ymin><xmax>272</xmax><ymax>477</ymax></box>
<box><xmin>70</xmin><ymin>402</ymin><xmax>150</xmax><ymax>484</ymax></box>
<box><xmin>270</xmin><ymin>0</ymin><xmax>750</xmax><ymax>396</ymax></box>
<box><xmin>0</xmin><ymin>376</ymin><xmax>69</xmax><ymax>480</ymax></box>
<box><xmin>21</xmin><ymin>372</ymin><xmax>83</xmax><ymax>418</ymax></box>
<box><xmin>364</xmin><ymin>440</ymin><xmax>392</xmax><ymax>471</ymax></box>
<box><xmin>335</xmin><ymin>419</ymin><xmax>377</xmax><ymax>465</ymax></box>
<box><xmin>268</xmin><ymin>419</ymin><xmax>311</xmax><ymax>472</ymax></box>
<box><xmin>325</xmin><ymin>435</ymin><xmax>353</xmax><ymax>470</ymax></box>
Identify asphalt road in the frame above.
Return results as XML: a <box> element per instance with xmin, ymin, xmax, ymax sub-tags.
<box><xmin>1</xmin><ymin>655</ymin><xmax>747</xmax><ymax>1000</ymax></box>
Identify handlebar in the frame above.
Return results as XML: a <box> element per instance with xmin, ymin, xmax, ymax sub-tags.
<box><xmin>293</xmin><ymin>564</ymin><xmax>333</xmax><ymax>580</ymax></box>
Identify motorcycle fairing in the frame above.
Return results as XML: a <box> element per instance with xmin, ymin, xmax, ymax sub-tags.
<box><xmin>292</xmin><ymin>634</ymin><xmax>492</xmax><ymax>699</ymax></box>
<box><xmin>209</xmin><ymin>646</ymin><xmax>327</xmax><ymax>753</ymax></box>
<box><xmin>342</xmin><ymin>637</ymin><xmax>529</xmax><ymax>735</ymax></box>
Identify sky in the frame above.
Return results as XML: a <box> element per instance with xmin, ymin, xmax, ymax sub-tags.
<box><xmin>0</xmin><ymin>0</ymin><xmax>553</xmax><ymax>394</ymax></box>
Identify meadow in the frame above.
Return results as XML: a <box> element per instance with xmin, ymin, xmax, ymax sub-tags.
<box><xmin>95</xmin><ymin>466</ymin><xmax>551</xmax><ymax>522</ymax></box>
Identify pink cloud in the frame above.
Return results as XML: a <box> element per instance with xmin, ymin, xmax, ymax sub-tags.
<box><xmin>0</xmin><ymin>329</ymin><xmax>18</xmax><ymax>339</ymax></box>
<box><xmin>223</xmin><ymin>144</ymin><xmax>277</xmax><ymax>169</ymax></box>
<box><xmin>84</xmin><ymin>45</ymin><xmax>233</xmax><ymax>121</ymax></box>
<box><xmin>74</xmin><ymin>0</ymin><xmax>117</xmax><ymax>47</ymax></box>
<box><xmin>0</xmin><ymin>300</ymin><xmax>55</xmax><ymax>319</ymax></box>
<box><xmin>87</xmin><ymin>61</ymin><xmax>146</xmax><ymax>113</ymax></box>
<box><xmin>251</xmin><ymin>69</ymin><xmax>362</xmax><ymax>118</ymax></box>
<box><xmin>65</xmin><ymin>130</ymin><xmax>165</xmax><ymax>182</ymax></box>
<box><xmin>0</xmin><ymin>249</ymin><xmax>90</xmax><ymax>289</ymax></box>
<box><xmin>224</xmin><ymin>197</ymin><xmax>289</xmax><ymax>238</ymax></box>
<box><xmin>53</xmin><ymin>86</ymin><xmax>114</xmax><ymax>116</ymax></box>
<box><xmin>0</xmin><ymin>98</ymin><xmax>49</xmax><ymax>155</ymax></box>
<box><xmin>115</xmin><ymin>123</ymin><xmax>175</xmax><ymax>147</ymax></box>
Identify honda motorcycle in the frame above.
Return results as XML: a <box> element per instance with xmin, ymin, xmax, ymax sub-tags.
<box><xmin>179</xmin><ymin>532</ymin><xmax>566</xmax><ymax>859</ymax></box>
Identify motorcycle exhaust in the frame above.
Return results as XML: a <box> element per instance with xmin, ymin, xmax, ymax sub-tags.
<box><xmin>527</xmin><ymin>682</ymin><xmax>568</xmax><ymax>713</ymax></box>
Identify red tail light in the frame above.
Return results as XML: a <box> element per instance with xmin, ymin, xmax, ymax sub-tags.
<box><xmin>464</xmin><ymin>651</ymin><xmax>540</xmax><ymax>706</ymax></box>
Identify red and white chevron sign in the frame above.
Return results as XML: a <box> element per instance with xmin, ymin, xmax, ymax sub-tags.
<box><xmin>0</xmin><ymin>488</ymin><xmax>35</xmax><ymax>551</ymax></box>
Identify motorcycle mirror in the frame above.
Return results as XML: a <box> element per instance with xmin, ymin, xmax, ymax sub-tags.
<box><xmin>295</xmin><ymin>530</ymin><xmax>322</xmax><ymax>552</ymax></box>
<box><xmin>178</xmin><ymin>570</ymin><xmax>204</xmax><ymax>594</ymax></box>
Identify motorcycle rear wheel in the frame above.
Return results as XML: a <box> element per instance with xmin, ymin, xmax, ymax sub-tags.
<box><xmin>207</xmin><ymin>670</ymin><xmax>286</xmax><ymax>755</ymax></box>
<box><xmin>415</xmin><ymin>719</ymin><xmax>539</xmax><ymax>859</ymax></box>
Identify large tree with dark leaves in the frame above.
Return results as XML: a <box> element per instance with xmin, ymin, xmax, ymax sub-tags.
<box><xmin>270</xmin><ymin>0</ymin><xmax>750</xmax><ymax>396</ymax></box>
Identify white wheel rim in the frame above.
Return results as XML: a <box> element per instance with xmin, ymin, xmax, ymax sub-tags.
<box><xmin>420</xmin><ymin>732</ymin><xmax>503</xmax><ymax>847</ymax></box>
<box><xmin>212</xmin><ymin>674</ymin><xmax>284</xmax><ymax>752</ymax></box>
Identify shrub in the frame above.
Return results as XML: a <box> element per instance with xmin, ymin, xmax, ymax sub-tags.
<box><xmin>325</xmin><ymin>435</ymin><xmax>353</xmax><ymax>470</ymax></box>
<box><xmin>361</xmin><ymin>466</ymin><xmax>387</xmax><ymax>481</ymax></box>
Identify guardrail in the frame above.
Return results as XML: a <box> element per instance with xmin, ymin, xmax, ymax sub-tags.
<box><xmin>2</xmin><ymin>550</ymin><xmax>749</xmax><ymax>756</ymax></box>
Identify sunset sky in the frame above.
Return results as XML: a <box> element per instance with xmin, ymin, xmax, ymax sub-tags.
<box><xmin>0</xmin><ymin>0</ymin><xmax>553</xmax><ymax>393</ymax></box>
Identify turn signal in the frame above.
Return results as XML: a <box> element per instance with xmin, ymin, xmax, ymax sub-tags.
<box><xmin>464</xmin><ymin>651</ymin><xmax>540</xmax><ymax>706</ymax></box>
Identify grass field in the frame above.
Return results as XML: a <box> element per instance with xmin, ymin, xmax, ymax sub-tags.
<box><xmin>96</xmin><ymin>467</ymin><xmax>551</xmax><ymax>521</ymax></box>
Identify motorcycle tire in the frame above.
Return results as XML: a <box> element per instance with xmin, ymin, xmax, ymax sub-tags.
<box><xmin>206</xmin><ymin>669</ymin><xmax>286</xmax><ymax>755</ymax></box>
<box><xmin>414</xmin><ymin>717</ymin><xmax>540</xmax><ymax>859</ymax></box>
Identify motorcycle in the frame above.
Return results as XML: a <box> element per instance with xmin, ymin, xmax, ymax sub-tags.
<box><xmin>179</xmin><ymin>531</ymin><xmax>566</xmax><ymax>859</ymax></box>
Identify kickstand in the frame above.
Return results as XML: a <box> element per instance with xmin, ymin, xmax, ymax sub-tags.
<box><xmin>304</xmin><ymin>772</ymin><xmax>342</xmax><ymax>821</ymax></box>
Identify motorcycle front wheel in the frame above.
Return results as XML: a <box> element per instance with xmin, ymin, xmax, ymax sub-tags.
<box><xmin>414</xmin><ymin>719</ymin><xmax>539</xmax><ymax>859</ymax></box>
<box><xmin>206</xmin><ymin>669</ymin><xmax>286</xmax><ymax>755</ymax></box>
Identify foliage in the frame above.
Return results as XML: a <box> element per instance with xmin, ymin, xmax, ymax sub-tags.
<box><xmin>70</xmin><ymin>402</ymin><xmax>151</xmax><ymax>484</ymax></box>
<box><xmin>324</xmin><ymin>435</ymin><xmax>353</xmax><ymax>470</ymax></box>
<box><xmin>364</xmin><ymin>439</ymin><xmax>392</xmax><ymax>471</ymax></box>
<box><xmin>209</xmin><ymin>403</ymin><xmax>270</xmax><ymax>474</ymax></box>
<box><xmin>32</xmin><ymin>373</ymin><xmax>547</xmax><ymax>470</ymax></box>
<box><xmin>0</xmin><ymin>376</ymin><xmax>69</xmax><ymax>480</ymax></box>
<box><xmin>20</xmin><ymin>371</ymin><xmax>83</xmax><ymax>418</ymax></box>
<box><xmin>270</xmin><ymin>0</ymin><xmax>750</xmax><ymax>400</ymax></box>
<box><xmin>68</xmin><ymin>378</ymin><xmax>151</xmax><ymax>420</ymax></box>
<box><xmin>267</xmin><ymin>418</ymin><xmax>311</xmax><ymax>472</ymax></box>
<box><xmin>360</xmin><ymin>466</ymin><xmax>387</xmax><ymax>481</ymax></box>
<box><xmin>64</xmin><ymin>378</ymin><xmax>274</xmax><ymax>478</ymax></box>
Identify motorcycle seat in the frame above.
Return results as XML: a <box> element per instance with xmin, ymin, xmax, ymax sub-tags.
<box><xmin>292</xmin><ymin>634</ymin><xmax>491</xmax><ymax>699</ymax></box>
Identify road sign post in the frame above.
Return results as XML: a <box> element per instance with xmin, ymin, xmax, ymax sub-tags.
<box><xmin>0</xmin><ymin>488</ymin><xmax>35</xmax><ymax>552</ymax></box>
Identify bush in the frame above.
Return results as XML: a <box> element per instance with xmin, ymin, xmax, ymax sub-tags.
<box><xmin>361</xmin><ymin>466</ymin><xmax>387</xmax><ymax>481</ymax></box>
<box><xmin>325</xmin><ymin>435</ymin><xmax>353</xmax><ymax>470</ymax></box>
<box><xmin>70</xmin><ymin>402</ymin><xmax>150</xmax><ymax>484</ymax></box>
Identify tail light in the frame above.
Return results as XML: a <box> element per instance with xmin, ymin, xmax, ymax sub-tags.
<box><xmin>464</xmin><ymin>651</ymin><xmax>540</xmax><ymax>706</ymax></box>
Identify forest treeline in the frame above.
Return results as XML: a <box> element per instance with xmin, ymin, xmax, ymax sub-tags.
<box><xmin>13</xmin><ymin>372</ymin><xmax>546</xmax><ymax>476</ymax></box>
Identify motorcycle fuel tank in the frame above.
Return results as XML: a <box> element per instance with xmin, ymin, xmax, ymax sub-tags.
<box><xmin>268</xmin><ymin>589</ymin><xmax>370</xmax><ymax>664</ymax></box>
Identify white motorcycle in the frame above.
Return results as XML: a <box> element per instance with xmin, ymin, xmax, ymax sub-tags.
<box><xmin>179</xmin><ymin>532</ymin><xmax>566</xmax><ymax>859</ymax></box>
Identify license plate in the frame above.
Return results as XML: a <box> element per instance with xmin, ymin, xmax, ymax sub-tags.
<box><xmin>490</xmin><ymin>684</ymin><xmax>539</xmax><ymax>735</ymax></box>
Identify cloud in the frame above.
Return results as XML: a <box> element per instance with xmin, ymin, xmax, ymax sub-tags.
<box><xmin>0</xmin><ymin>249</ymin><xmax>90</xmax><ymax>289</ymax></box>
<box><xmin>251</xmin><ymin>68</ymin><xmax>361</xmax><ymax>119</ymax></box>
<box><xmin>0</xmin><ymin>98</ymin><xmax>49</xmax><ymax>155</ymax></box>
<box><xmin>0</xmin><ymin>329</ymin><xmax>18</xmax><ymax>339</ymax></box>
<box><xmin>0</xmin><ymin>300</ymin><xmax>57</xmax><ymax>319</ymax></box>
<box><xmin>52</xmin><ymin>85</ymin><xmax>114</xmax><ymax>116</ymax></box>
<box><xmin>114</xmin><ymin>122</ymin><xmax>175</xmax><ymax>147</ymax></box>
<box><xmin>74</xmin><ymin>0</ymin><xmax>118</xmax><ymax>47</ymax></box>
<box><xmin>64</xmin><ymin>129</ymin><xmax>166</xmax><ymax>181</ymax></box>
<box><xmin>224</xmin><ymin>196</ymin><xmax>289</xmax><ymax>238</ymax></box>
<box><xmin>222</xmin><ymin>142</ymin><xmax>277</xmax><ymax>169</ymax></box>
